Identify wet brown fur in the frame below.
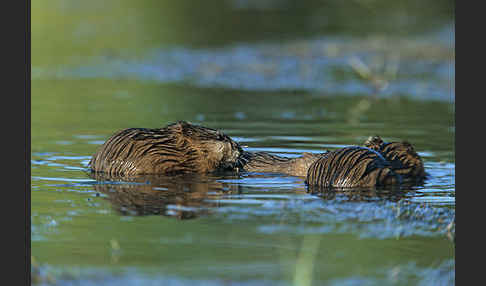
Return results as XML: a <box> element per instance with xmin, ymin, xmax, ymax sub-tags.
<box><xmin>89</xmin><ymin>121</ymin><xmax>242</xmax><ymax>176</ymax></box>
<box><xmin>364</xmin><ymin>135</ymin><xmax>426</xmax><ymax>184</ymax></box>
<box><xmin>239</xmin><ymin>151</ymin><xmax>323</xmax><ymax>177</ymax></box>
<box><xmin>89</xmin><ymin>121</ymin><xmax>424</xmax><ymax>189</ymax></box>
<box><xmin>239</xmin><ymin>147</ymin><xmax>401</xmax><ymax>189</ymax></box>
<box><xmin>305</xmin><ymin>146</ymin><xmax>401</xmax><ymax>188</ymax></box>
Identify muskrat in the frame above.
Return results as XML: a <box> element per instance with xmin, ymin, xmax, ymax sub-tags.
<box><xmin>239</xmin><ymin>147</ymin><xmax>400</xmax><ymax>189</ymax></box>
<box><xmin>89</xmin><ymin>121</ymin><xmax>243</xmax><ymax>176</ymax></box>
<box><xmin>305</xmin><ymin>146</ymin><xmax>401</xmax><ymax>189</ymax></box>
<box><xmin>89</xmin><ymin>121</ymin><xmax>422</xmax><ymax>189</ymax></box>
<box><xmin>364</xmin><ymin>135</ymin><xmax>426</xmax><ymax>184</ymax></box>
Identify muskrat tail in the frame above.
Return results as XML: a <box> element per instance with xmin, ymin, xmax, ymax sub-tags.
<box><xmin>238</xmin><ymin>151</ymin><xmax>294</xmax><ymax>173</ymax></box>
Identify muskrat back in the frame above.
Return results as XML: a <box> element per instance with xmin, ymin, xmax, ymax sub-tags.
<box><xmin>89</xmin><ymin>121</ymin><xmax>242</xmax><ymax>176</ymax></box>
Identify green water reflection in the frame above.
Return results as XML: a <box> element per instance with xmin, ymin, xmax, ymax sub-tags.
<box><xmin>33</xmin><ymin>0</ymin><xmax>453</xmax><ymax>67</ymax></box>
<box><xmin>32</xmin><ymin>79</ymin><xmax>453</xmax><ymax>161</ymax></box>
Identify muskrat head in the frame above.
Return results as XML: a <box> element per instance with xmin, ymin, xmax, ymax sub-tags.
<box><xmin>171</xmin><ymin>121</ymin><xmax>243</xmax><ymax>173</ymax></box>
<box><xmin>213</xmin><ymin>132</ymin><xmax>243</xmax><ymax>171</ymax></box>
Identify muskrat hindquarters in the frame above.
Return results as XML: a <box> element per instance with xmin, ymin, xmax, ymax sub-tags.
<box><xmin>89</xmin><ymin>121</ymin><xmax>243</xmax><ymax>176</ymax></box>
<box><xmin>305</xmin><ymin>146</ymin><xmax>401</xmax><ymax>190</ymax></box>
<box><xmin>364</xmin><ymin>135</ymin><xmax>426</xmax><ymax>185</ymax></box>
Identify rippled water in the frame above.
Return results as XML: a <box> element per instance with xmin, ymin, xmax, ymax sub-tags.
<box><xmin>31</xmin><ymin>88</ymin><xmax>455</xmax><ymax>285</ymax></box>
<box><xmin>32</xmin><ymin>1</ymin><xmax>454</xmax><ymax>285</ymax></box>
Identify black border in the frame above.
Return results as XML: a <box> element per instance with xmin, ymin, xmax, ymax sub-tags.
<box><xmin>7</xmin><ymin>0</ymin><xmax>31</xmax><ymax>284</ymax></box>
<box><xmin>5</xmin><ymin>0</ymin><xmax>29</xmax><ymax>284</ymax></box>
<box><xmin>26</xmin><ymin>0</ymin><xmax>31</xmax><ymax>284</ymax></box>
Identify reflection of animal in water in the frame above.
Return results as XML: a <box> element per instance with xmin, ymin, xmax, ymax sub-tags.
<box><xmin>90</xmin><ymin>121</ymin><xmax>243</xmax><ymax>176</ymax></box>
<box><xmin>312</xmin><ymin>187</ymin><xmax>406</xmax><ymax>202</ymax></box>
<box><xmin>90</xmin><ymin>173</ymin><xmax>240</xmax><ymax>219</ymax></box>
<box><xmin>305</xmin><ymin>147</ymin><xmax>400</xmax><ymax>188</ymax></box>
<box><xmin>364</xmin><ymin>135</ymin><xmax>426</xmax><ymax>185</ymax></box>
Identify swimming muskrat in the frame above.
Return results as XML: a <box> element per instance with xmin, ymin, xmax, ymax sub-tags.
<box><xmin>364</xmin><ymin>135</ymin><xmax>426</xmax><ymax>184</ymax></box>
<box><xmin>305</xmin><ymin>146</ymin><xmax>401</xmax><ymax>188</ymax></box>
<box><xmin>239</xmin><ymin>147</ymin><xmax>402</xmax><ymax>188</ymax></box>
<box><xmin>89</xmin><ymin>121</ymin><xmax>424</xmax><ymax>188</ymax></box>
<box><xmin>89</xmin><ymin>121</ymin><xmax>243</xmax><ymax>176</ymax></box>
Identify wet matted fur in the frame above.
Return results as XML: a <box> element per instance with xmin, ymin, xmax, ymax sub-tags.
<box><xmin>239</xmin><ymin>151</ymin><xmax>323</xmax><ymax>177</ymax></box>
<box><xmin>89</xmin><ymin>121</ymin><xmax>243</xmax><ymax>176</ymax></box>
<box><xmin>306</xmin><ymin>146</ymin><xmax>401</xmax><ymax>188</ymax></box>
<box><xmin>364</xmin><ymin>135</ymin><xmax>426</xmax><ymax>185</ymax></box>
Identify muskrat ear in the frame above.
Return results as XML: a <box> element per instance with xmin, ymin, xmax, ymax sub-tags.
<box><xmin>400</xmin><ymin>141</ymin><xmax>416</xmax><ymax>151</ymax></box>
<box><xmin>177</xmin><ymin>121</ymin><xmax>190</xmax><ymax>129</ymax></box>
<box><xmin>169</xmin><ymin>121</ymin><xmax>184</xmax><ymax>131</ymax></box>
<box><xmin>364</xmin><ymin>135</ymin><xmax>383</xmax><ymax>147</ymax></box>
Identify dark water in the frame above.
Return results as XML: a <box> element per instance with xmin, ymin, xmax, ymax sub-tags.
<box><xmin>32</xmin><ymin>1</ymin><xmax>454</xmax><ymax>285</ymax></box>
